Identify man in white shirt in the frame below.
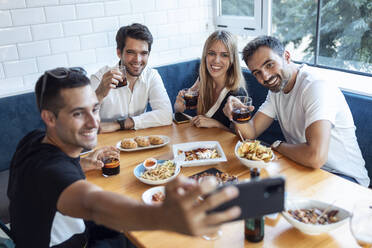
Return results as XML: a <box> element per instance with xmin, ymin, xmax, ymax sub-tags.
<box><xmin>91</xmin><ymin>23</ymin><xmax>172</xmax><ymax>132</ymax></box>
<box><xmin>223</xmin><ymin>35</ymin><xmax>370</xmax><ymax>187</ymax></box>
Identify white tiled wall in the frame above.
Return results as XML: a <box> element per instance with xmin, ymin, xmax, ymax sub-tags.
<box><xmin>0</xmin><ymin>0</ymin><xmax>214</xmax><ymax>97</ymax></box>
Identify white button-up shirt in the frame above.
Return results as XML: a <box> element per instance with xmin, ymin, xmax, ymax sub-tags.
<box><xmin>90</xmin><ymin>63</ymin><xmax>172</xmax><ymax>130</ymax></box>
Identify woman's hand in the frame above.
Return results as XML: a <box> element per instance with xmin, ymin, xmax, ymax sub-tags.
<box><xmin>191</xmin><ymin>115</ymin><xmax>221</xmax><ymax>128</ymax></box>
<box><xmin>174</xmin><ymin>90</ymin><xmax>186</xmax><ymax>113</ymax></box>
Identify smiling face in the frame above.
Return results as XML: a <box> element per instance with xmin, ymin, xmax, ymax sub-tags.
<box><xmin>206</xmin><ymin>40</ymin><xmax>231</xmax><ymax>83</ymax></box>
<box><xmin>246</xmin><ymin>46</ymin><xmax>293</xmax><ymax>93</ymax></box>
<box><xmin>53</xmin><ymin>85</ymin><xmax>100</xmax><ymax>155</ymax></box>
<box><xmin>117</xmin><ymin>37</ymin><xmax>149</xmax><ymax>77</ymax></box>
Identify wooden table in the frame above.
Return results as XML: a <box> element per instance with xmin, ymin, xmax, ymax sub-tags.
<box><xmin>86</xmin><ymin>123</ymin><xmax>372</xmax><ymax>248</ymax></box>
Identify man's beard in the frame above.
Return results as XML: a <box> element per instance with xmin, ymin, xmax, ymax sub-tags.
<box><xmin>265</xmin><ymin>71</ymin><xmax>291</xmax><ymax>93</ymax></box>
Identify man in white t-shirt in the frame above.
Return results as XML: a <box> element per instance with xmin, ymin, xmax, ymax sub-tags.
<box><xmin>91</xmin><ymin>23</ymin><xmax>172</xmax><ymax>132</ymax></box>
<box><xmin>223</xmin><ymin>35</ymin><xmax>369</xmax><ymax>187</ymax></box>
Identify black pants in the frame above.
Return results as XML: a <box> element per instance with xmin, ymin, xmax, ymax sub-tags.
<box><xmin>85</xmin><ymin>221</ymin><xmax>136</xmax><ymax>248</ymax></box>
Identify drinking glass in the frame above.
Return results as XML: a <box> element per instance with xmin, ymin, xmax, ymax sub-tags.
<box><xmin>350</xmin><ymin>201</ymin><xmax>372</xmax><ymax>248</ymax></box>
<box><xmin>197</xmin><ymin>176</ymin><xmax>223</xmax><ymax>241</ymax></box>
<box><xmin>183</xmin><ymin>88</ymin><xmax>199</xmax><ymax>109</ymax></box>
<box><xmin>116</xmin><ymin>65</ymin><xmax>127</xmax><ymax>88</ymax></box>
<box><xmin>232</xmin><ymin>96</ymin><xmax>253</xmax><ymax>123</ymax></box>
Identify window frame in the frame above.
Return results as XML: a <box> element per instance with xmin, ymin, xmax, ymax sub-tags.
<box><xmin>214</xmin><ymin>0</ymin><xmax>372</xmax><ymax>77</ymax></box>
<box><xmin>213</xmin><ymin>0</ymin><xmax>270</xmax><ymax>36</ymax></box>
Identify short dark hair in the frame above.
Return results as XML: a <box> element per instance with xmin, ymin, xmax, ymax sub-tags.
<box><xmin>242</xmin><ymin>35</ymin><xmax>285</xmax><ymax>63</ymax></box>
<box><xmin>35</xmin><ymin>68</ymin><xmax>90</xmax><ymax>116</ymax></box>
<box><xmin>116</xmin><ymin>23</ymin><xmax>153</xmax><ymax>53</ymax></box>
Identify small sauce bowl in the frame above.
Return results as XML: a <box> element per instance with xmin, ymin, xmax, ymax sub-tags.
<box><xmin>143</xmin><ymin>158</ymin><xmax>157</xmax><ymax>170</ymax></box>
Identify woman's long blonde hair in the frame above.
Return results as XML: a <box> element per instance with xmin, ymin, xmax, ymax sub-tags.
<box><xmin>197</xmin><ymin>30</ymin><xmax>246</xmax><ymax>115</ymax></box>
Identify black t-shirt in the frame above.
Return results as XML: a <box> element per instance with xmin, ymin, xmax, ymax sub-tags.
<box><xmin>8</xmin><ymin>130</ymin><xmax>87</xmax><ymax>247</ymax></box>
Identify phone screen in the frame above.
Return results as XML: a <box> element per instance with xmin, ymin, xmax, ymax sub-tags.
<box><xmin>174</xmin><ymin>112</ymin><xmax>190</xmax><ymax>123</ymax></box>
<box><xmin>207</xmin><ymin>177</ymin><xmax>285</xmax><ymax>220</ymax></box>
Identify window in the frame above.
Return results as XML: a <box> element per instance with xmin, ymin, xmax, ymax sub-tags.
<box><xmin>214</xmin><ymin>0</ymin><xmax>269</xmax><ymax>36</ymax></box>
<box><xmin>215</xmin><ymin>0</ymin><xmax>372</xmax><ymax>75</ymax></box>
<box><xmin>272</xmin><ymin>0</ymin><xmax>372</xmax><ymax>75</ymax></box>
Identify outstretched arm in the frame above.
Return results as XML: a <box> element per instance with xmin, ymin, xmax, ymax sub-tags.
<box><xmin>57</xmin><ymin>176</ymin><xmax>240</xmax><ymax>236</ymax></box>
<box><xmin>273</xmin><ymin>120</ymin><xmax>331</xmax><ymax>169</ymax></box>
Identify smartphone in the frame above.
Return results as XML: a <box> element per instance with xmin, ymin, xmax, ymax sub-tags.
<box><xmin>173</xmin><ymin>112</ymin><xmax>190</xmax><ymax>124</ymax></box>
<box><xmin>207</xmin><ymin>177</ymin><xmax>285</xmax><ymax>220</ymax></box>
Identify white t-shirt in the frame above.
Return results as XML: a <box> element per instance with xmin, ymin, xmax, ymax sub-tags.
<box><xmin>259</xmin><ymin>65</ymin><xmax>369</xmax><ymax>187</ymax></box>
<box><xmin>91</xmin><ymin>63</ymin><xmax>172</xmax><ymax>130</ymax></box>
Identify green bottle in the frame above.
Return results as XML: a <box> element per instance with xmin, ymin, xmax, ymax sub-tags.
<box><xmin>244</xmin><ymin>168</ymin><xmax>264</xmax><ymax>242</ymax></box>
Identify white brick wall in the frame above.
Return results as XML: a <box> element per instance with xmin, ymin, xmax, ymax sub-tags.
<box><xmin>11</xmin><ymin>8</ymin><xmax>45</xmax><ymax>26</ymax></box>
<box><xmin>104</xmin><ymin>1</ymin><xmax>131</xmax><ymax>16</ymax></box>
<box><xmin>32</xmin><ymin>23</ymin><xmax>63</xmax><ymax>40</ymax></box>
<box><xmin>0</xmin><ymin>0</ymin><xmax>213</xmax><ymax>97</ymax></box>
<box><xmin>3</xmin><ymin>59</ymin><xmax>38</xmax><ymax>77</ymax></box>
<box><xmin>93</xmin><ymin>17</ymin><xmax>119</xmax><ymax>32</ymax></box>
<box><xmin>0</xmin><ymin>26</ymin><xmax>32</xmax><ymax>46</ymax></box>
<box><xmin>50</xmin><ymin>37</ymin><xmax>80</xmax><ymax>54</ymax></box>
<box><xmin>0</xmin><ymin>0</ymin><xmax>26</xmax><ymax>10</ymax></box>
<box><xmin>0</xmin><ymin>10</ymin><xmax>12</xmax><ymax>27</ymax></box>
<box><xmin>18</xmin><ymin>40</ymin><xmax>50</xmax><ymax>58</ymax></box>
<box><xmin>0</xmin><ymin>64</ymin><xmax>4</xmax><ymax>79</ymax></box>
<box><xmin>45</xmin><ymin>5</ymin><xmax>76</xmax><ymax>23</ymax></box>
<box><xmin>76</xmin><ymin>3</ymin><xmax>104</xmax><ymax>19</ymax></box>
<box><xmin>0</xmin><ymin>45</ymin><xmax>19</xmax><ymax>61</ymax></box>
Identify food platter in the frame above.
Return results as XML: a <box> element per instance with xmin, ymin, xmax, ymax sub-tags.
<box><xmin>235</xmin><ymin>140</ymin><xmax>275</xmax><ymax>169</ymax></box>
<box><xmin>189</xmin><ymin>168</ymin><xmax>238</xmax><ymax>185</ymax></box>
<box><xmin>116</xmin><ymin>135</ymin><xmax>170</xmax><ymax>152</ymax></box>
<box><xmin>172</xmin><ymin>141</ymin><xmax>227</xmax><ymax>167</ymax></box>
<box><xmin>133</xmin><ymin>160</ymin><xmax>180</xmax><ymax>185</ymax></box>
<box><xmin>282</xmin><ymin>198</ymin><xmax>351</xmax><ymax>235</ymax></box>
<box><xmin>142</xmin><ymin>186</ymin><xmax>165</xmax><ymax>205</ymax></box>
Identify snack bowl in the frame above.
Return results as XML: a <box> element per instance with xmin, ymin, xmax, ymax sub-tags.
<box><xmin>143</xmin><ymin>158</ymin><xmax>157</xmax><ymax>170</ymax></box>
<box><xmin>282</xmin><ymin>198</ymin><xmax>351</xmax><ymax>235</ymax></box>
<box><xmin>134</xmin><ymin>160</ymin><xmax>180</xmax><ymax>185</ymax></box>
<box><xmin>234</xmin><ymin>141</ymin><xmax>274</xmax><ymax>169</ymax></box>
<box><xmin>142</xmin><ymin>186</ymin><xmax>165</xmax><ymax>205</ymax></box>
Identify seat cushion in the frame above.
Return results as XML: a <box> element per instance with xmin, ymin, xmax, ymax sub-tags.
<box><xmin>0</xmin><ymin>170</ymin><xmax>9</xmax><ymax>224</ymax></box>
<box><xmin>0</xmin><ymin>92</ymin><xmax>44</xmax><ymax>172</ymax></box>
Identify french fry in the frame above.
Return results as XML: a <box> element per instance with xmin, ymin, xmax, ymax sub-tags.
<box><xmin>238</xmin><ymin>140</ymin><xmax>273</xmax><ymax>163</ymax></box>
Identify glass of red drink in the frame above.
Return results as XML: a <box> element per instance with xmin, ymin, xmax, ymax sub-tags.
<box><xmin>102</xmin><ymin>157</ymin><xmax>120</xmax><ymax>176</ymax></box>
<box><xmin>183</xmin><ymin>88</ymin><xmax>199</xmax><ymax>109</ymax></box>
<box><xmin>116</xmin><ymin>65</ymin><xmax>127</xmax><ymax>88</ymax></box>
<box><xmin>232</xmin><ymin>96</ymin><xmax>252</xmax><ymax>124</ymax></box>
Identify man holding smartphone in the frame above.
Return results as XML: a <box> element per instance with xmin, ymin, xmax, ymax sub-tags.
<box><xmin>91</xmin><ymin>23</ymin><xmax>172</xmax><ymax>132</ymax></box>
<box><xmin>8</xmin><ymin>68</ymin><xmax>241</xmax><ymax>247</ymax></box>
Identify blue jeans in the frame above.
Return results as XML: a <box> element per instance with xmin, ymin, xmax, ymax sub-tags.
<box><xmin>331</xmin><ymin>172</ymin><xmax>358</xmax><ymax>184</ymax></box>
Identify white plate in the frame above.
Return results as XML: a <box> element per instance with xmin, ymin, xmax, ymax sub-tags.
<box><xmin>282</xmin><ymin>198</ymin><xmax>351</xmax><ymax>235</ymax></box>
<box><xmin>234</xmin><ymin>141</ymin><xmax>274</xmax><ymax>169</ymax></box>
<box><xmin>172</xmin><ymin>141</ymin><xmax>227</xmax><ymax>167</ymax></box>
<box><xmin>116</xmin><ymin>135</ymin><xmax>170</xmax><ymax>152</ymax></box>
<box><xmin>142</xmin><ymin>186</ymin><xmax>165</xmax><ymax>205</ymax></box>
<box><xmin>134</xmin><ymin>160</ymin><xmax>180</xmax><ymax>185</ymax></box>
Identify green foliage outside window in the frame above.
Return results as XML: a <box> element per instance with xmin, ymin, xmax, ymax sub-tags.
<box><xmin>222</xmin><ymin>0</ymin><xmax>254</xmax><ymax>17</ymax></box>
<box><xmin>272</xmin><ymin>0</ymin><xmax>372</xmax><ymax>73</ymax></box>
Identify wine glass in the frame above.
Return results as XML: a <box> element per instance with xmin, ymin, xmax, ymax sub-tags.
<box><xmin>350</xmin><ymin>201</ymin><xmax>372</xmax><ymax>248</ymax></box>
<box><xmin>232</xmin><ymin>96</ymin><xmax>253</xmax><ymax>124</ymax></box>
<box><xmin>197</xmin><ymin>176</ymin><xmax>223</xmax><ymax>241</ymax></box>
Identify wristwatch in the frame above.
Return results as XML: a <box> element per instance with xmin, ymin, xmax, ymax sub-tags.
<box><xmin>272</xmin><ymin>140</ymin><xmax>283</xmax><ymax>149</ymax></box>
<box><xmin>117</xmin><ymin>117</ymin><xmax>126</xmax><ymax>130</ymax></box>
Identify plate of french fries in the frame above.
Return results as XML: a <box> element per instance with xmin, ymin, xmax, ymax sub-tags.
<box><xmin>235</xmin><ymin>140</ymin><xmax>275</xmax><ymax>168</ymax></box>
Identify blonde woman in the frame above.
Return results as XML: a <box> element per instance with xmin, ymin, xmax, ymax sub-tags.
<box><xmin>174</xmin><ymin>30</ymin><xmax>246</xmax><ymax>130</ymax></box>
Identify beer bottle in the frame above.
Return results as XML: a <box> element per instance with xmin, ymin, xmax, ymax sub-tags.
<box><xmin>245</xmin><ymin>168</ymin><xmax>264</xmax><ymax>242</ymax></box>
